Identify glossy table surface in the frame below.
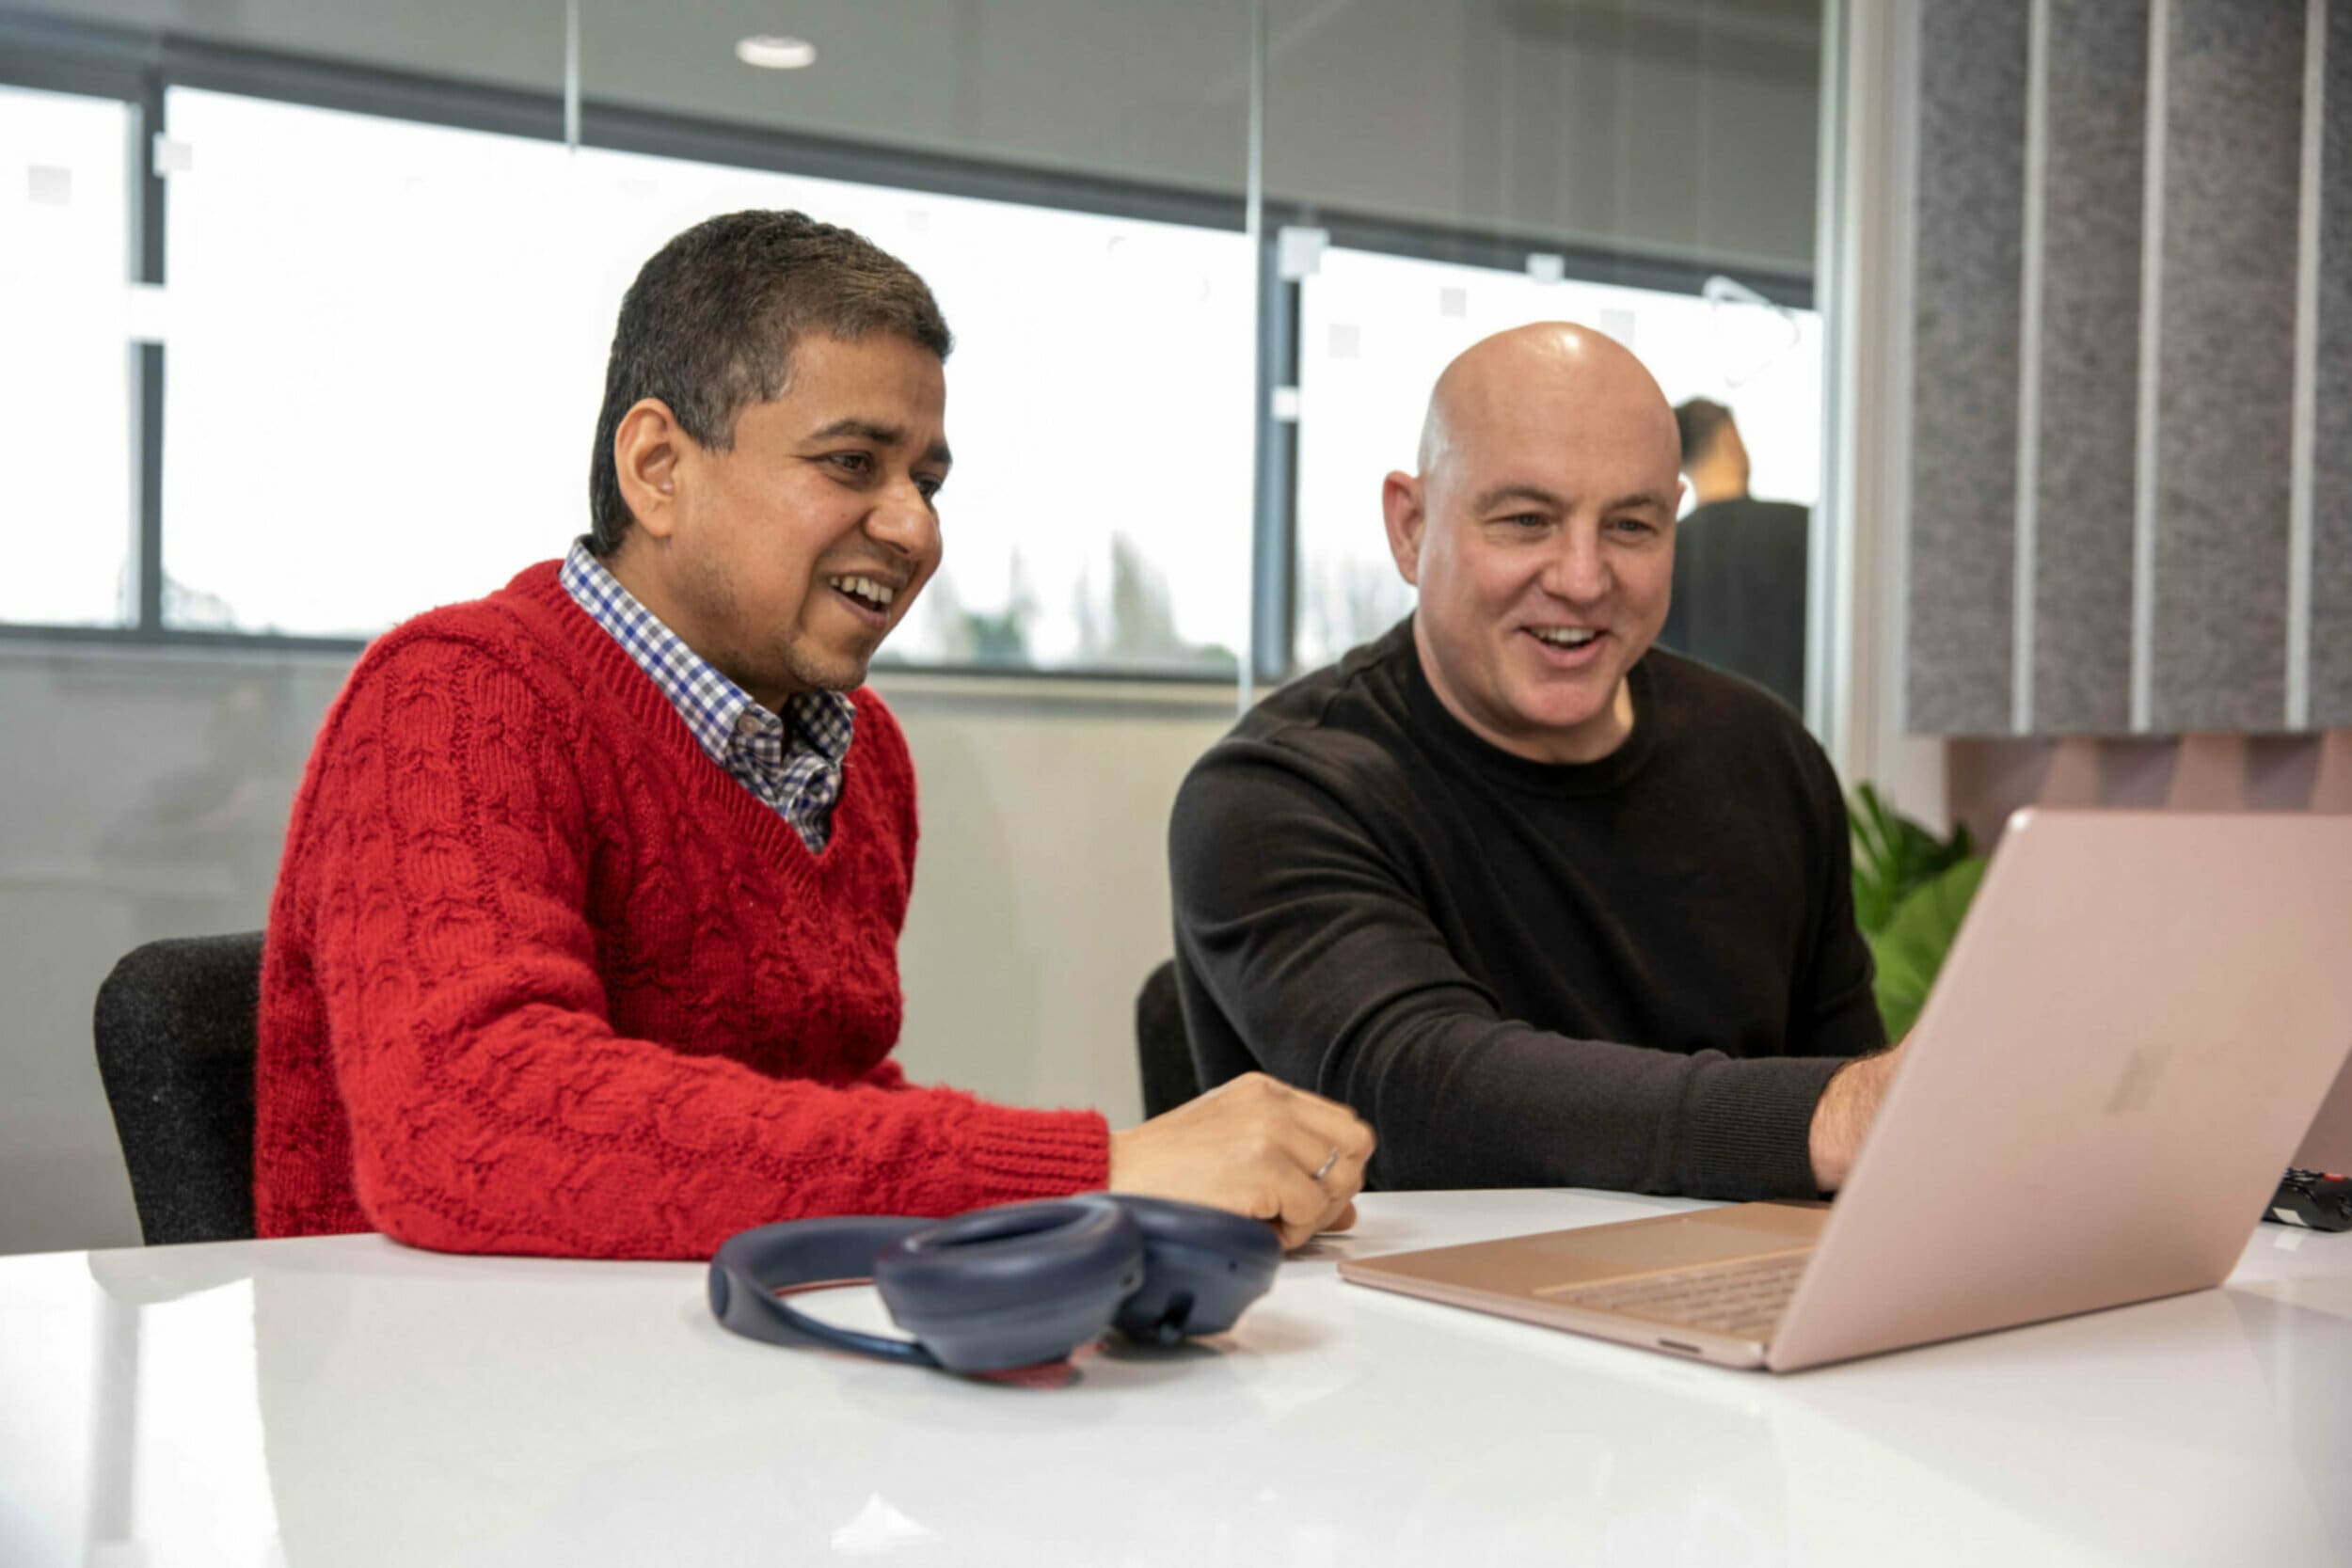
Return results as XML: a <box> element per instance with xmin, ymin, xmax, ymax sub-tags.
<box><xmin>4</xmin><ymin>1189</ymin><xmax>2349</xmax><ymax>1567</ymax></box>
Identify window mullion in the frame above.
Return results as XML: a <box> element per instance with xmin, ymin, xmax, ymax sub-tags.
<box><xmin>131</xmin><ymin>68</ymin><xmax>167</xmax><ymax>635</ymax></box>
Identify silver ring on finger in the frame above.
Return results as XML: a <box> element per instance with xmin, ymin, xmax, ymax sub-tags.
<box><xmin>1311</xmin><ymin>1145</ymin><xmax>1341</xmax><ymax>1183</ymax></box>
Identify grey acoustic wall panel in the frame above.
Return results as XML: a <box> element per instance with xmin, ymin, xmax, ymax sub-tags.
<box><xmin>2028</xmin><ymin>0</ymin><xmax>2148</xmax><ymax>734</ymax></box>
<box><xmin>1909</xmin><ymin>0</ymin><xmax>2029</xmax><ymax>735</ymax></box>
<box><xmin>2312</xmin><ymin>0</ymin><xmax>2352</xmax><ymax>727</ymax></box>
<box><xmin>2147</xmin><ymin>0</ymin><xmax>2305</xmax><ymax>731</ymax></box>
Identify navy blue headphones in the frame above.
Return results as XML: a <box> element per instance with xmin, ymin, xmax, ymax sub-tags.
<box><xmin>707</xmin><ymin>1194</ymin><xmax>1283</xmax><ymax>1373</ymax></box>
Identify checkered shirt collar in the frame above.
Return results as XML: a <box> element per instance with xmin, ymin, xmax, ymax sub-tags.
<box><xmin>558</xmin><ymin>539</ymin><xmax>855</xmax><ymax>777</ymax></box>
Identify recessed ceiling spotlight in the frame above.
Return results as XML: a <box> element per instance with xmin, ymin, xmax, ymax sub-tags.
<box><xmin>736</xmin><ymin>35</ymin><xmax>818</xmax><ymax>70</ymax></box>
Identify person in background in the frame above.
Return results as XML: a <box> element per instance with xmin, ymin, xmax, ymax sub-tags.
<box><xmin>1169</xmin><ymin>325</ymin><xmax>1897</xmax><ymax>1201</ymax></box>
<box><xmin>255</xmin><ymin>209</ymin><xmax>1370</xmax><ymax>1259</ymax></box>
<box><xmin>1656</xmin><ymin>396</ymin><xmax>1810</xmax><ymax>714</ymax></box>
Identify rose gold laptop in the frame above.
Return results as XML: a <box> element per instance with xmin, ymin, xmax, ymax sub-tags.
<box><xmin>1340</xmin><ymin>809</ymin><xmax>2352</xmax><ymax>1372</ymax></box>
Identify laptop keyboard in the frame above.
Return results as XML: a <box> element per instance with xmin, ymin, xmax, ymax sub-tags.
<box><xmin>1546</xmin><ymin>1251</ymin><xmax>1808</xmax><ymax>1343</ymax></box>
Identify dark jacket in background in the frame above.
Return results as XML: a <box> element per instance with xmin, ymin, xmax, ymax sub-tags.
<box><xmin>1658</xmin><ymin>498</ymin><xmax>1810</xmax><ymax>715</ymax></box>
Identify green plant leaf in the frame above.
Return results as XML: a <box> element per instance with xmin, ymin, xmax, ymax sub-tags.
<box><xmin>1849</xmin><ymin>786</ymin><xmax>1976</xmax><ymax>939</ymax></box>
<box><xmin>1849</xmin><ymin>784</ymin><xmax>1895</xmax><ymax>934</ymax></box>
<box><xmin>1869</xmin><ymin>854</ymin><xmax>1989</xmax><ymax>1041</ymax></box>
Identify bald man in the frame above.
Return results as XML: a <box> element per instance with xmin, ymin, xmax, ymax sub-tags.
<box><xmin>1168</xmin><ymin>325</ymin><xmax>1898</xmax><ymax>1200</ymax></box>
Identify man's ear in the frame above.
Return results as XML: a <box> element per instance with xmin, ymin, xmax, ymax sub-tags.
<box><xmin>1381</xmin><ymin>471</ymin><xmax>1425</xmax><ymax>587</ymax></box>
<box><xmin>613</xmin><ymin>399</ymin><xmax>686</xmax><ymax>542</ymax></box>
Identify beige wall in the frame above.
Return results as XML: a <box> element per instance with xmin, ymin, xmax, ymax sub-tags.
<box><xmin>877</xmin><ymin>674</ymin><xmax>1234</xmax><ymax>1127</ymax></box>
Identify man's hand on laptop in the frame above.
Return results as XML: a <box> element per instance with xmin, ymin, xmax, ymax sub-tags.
<box><xmin>1808</xmin><ymin>1041</ymin><xmax>1909</xmax><ymax>1191</ymax></box>
<box><xmin>1108</xmin><ymin>1072</ymin><xmax>1375</xmax><ymax>1250</ymax></box>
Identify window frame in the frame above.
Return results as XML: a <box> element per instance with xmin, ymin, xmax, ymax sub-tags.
<box><xmin>0</xmin><ymin>10</ymin><xmax>1811</xmax><ymax>685</ymax></box>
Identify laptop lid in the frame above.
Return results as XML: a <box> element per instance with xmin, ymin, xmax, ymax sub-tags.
<box><xmin>1767</xmin><ymin>809</ymin><xmax>2352</xmax><ymax>1370</ymax></box>
<box><xmin>2291</xmin><ymin>1052</ymin><xmax>2352</xmax><ymax>1171</ymax></box>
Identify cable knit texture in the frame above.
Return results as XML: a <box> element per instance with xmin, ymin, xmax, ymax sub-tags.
<box><xmin>255</xmin><ymin>562</ymin><xmax>1109</xmax><ymax>1258</ymax></box>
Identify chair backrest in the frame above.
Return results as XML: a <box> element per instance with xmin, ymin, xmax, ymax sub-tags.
<box><xmin>1135</xmin><ymin>959</ymin><xmax>1201</xmax><ymax>1120</ymax></box>
<box><xmin>92</xmin><ymin>931</ymin><xmax>265</xmax><ymax>1245</ymax></box>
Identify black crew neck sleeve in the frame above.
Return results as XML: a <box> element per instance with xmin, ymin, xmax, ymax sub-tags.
<box><xmin>1168</xmin><ymin>620</ymin><xmax>1884</xmax><ymax>1200</ymax></box>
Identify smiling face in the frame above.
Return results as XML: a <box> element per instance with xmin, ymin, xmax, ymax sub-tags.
<box><xmin>1383</xmin><ymin>325</ymin><xmax>1682</xmax><ymax>766</ymax></box>
<box><xmin>605</xmin><ymin>330</ymin><xmax>950</xmax><ymax>709</ymax></box>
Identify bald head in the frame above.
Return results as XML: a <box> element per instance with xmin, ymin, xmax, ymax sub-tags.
<box><xmin>1415</xmin><ymin>323</ymin><xmax>1679</xmax><ymax>482</ymax></box>
<box><xmin>1379</xmin><ymin>320</ymin><xmax>1683</xmax><ymax>766</ymax></box>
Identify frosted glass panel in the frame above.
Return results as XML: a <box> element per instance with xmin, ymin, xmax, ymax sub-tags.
<box><xmin>161</xmin><ymin>89</ymin><xmax>596</xmax><ymax>635</ymax></box>
<box><xmin>0</xmin><ymin>86</ymin><xmax>135</xmax><ymax>627</ymax></box>
<box><xmin>160</xmin><ymin>89</ymin><xmax>1251</xmax><ymax>667</ymax></box>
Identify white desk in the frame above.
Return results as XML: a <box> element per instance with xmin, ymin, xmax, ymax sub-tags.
<box><xmin>4</xmin><ymin>1189</ymin><xmax>2348</xmax><ymax>1567</ymax></box>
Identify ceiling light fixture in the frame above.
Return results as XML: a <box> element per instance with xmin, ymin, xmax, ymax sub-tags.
<box><xmin>736</xmin><ymin>35</ymin><xmax>818</xmax><ymax>70</ymax></box>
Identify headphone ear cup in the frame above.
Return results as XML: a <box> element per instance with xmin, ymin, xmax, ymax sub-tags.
<box><xmin>873</xmin><ymin>1197</ymin><xmax>1144</xmax><ymax>1373</ymax></box>
<box><xmin>1104</xmin><ymin>1195</ymin><xmax>1283</xmax><ymax>1346</ymax></box>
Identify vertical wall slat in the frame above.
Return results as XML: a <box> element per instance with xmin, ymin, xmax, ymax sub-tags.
<box><xmin>2029</xmin><ymin>0</ymin><xmax>2148</xmax><ymax>735</ymax></box>
<box><xmin>2310</xmin><ymin>0</ymin><xmax>2352</xmax><ymax>727</ymax></box>
<box><xmin>1907</xmin><ymin>0</ymin><xmax>2029</xmax><ymax>735</ymax></box>
<box><xmin>2147</xmin><ymin>0</ymin><xmax>2305</xmax><ymax>731</ymax></box>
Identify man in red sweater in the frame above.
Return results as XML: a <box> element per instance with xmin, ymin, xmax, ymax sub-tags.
<box><xmin>255</xmin><ymin>209</ymin><xmax>1370</xmax><ymax>1259</ymax></box>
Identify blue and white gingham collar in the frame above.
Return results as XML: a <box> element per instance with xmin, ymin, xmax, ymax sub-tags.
<box><xmin>558</xmin><ymin>539</ymin><xmax>854</xmax><ymax>775</ymax></box>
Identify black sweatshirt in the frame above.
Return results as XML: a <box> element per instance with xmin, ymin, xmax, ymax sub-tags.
<box><xmin>1168</xmin><ymin>618</ymin><xmax>1884</xmax><ymax>1199</ymax></box>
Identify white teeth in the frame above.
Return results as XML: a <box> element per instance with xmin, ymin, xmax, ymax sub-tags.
<box><xmin>1532</xmin><ymin>627</ymin><xmax>1597</xmax><ymax>647</ymax></box>
<box><xmin>829</xmin><ymin>575</ymin><xmax>897</xmax><ymax>609</ymax></box>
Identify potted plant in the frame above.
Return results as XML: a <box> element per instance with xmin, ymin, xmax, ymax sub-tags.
<box><xmin>1849</xmin><ymin>784</ymin><xmax>1987</xmax><ymax>1040</ymax></box>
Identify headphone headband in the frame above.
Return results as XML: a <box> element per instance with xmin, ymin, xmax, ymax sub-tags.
<box><xmin>707</xmin><ymin>1195</ymin><xmax>1280</xmax><ymax>1374</ymax></box>
<box><xmin>708</xmin><ymin>1214</ymin><xmax>942</xmax><ymax>1365</ymax></box>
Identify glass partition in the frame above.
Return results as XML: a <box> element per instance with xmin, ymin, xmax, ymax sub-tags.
<box><xmin>580</xmin><ymin>0</ymin><xmax>1261</xmax><ymax>675</ymax></box>
<box><xmin>1</xmin><ymin>0</ymin><xmax>1830</xmax><ymax>694</ymax></box>
<box><xmin>1264</xmin><ymin>0</ymin><xmax>1826</xmax><ymax>705</ymax></box>
<box><xmin>158</xmin><ymin>89</ymin><xmax>1258</xmax><ymax>663</ymax></box>
<box><xmin>0</xmin><ymin>83</ymin><xmax>136</xmax><ymax>628</ymax></box>
<box><xmin>160</xmin><ymin>89</ymin><xmax>592</xmax><ymax>635</ymax></box>
<box><xmin>1294</xmin><ymin>246</ymin><xmax>1823</xmax><ymax>670</ymax></box>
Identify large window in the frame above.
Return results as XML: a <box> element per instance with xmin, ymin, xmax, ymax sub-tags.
<box><xmin>1</xmin><ymin>85</ymin><xmax>136</xmax><ymax>628</ymax></box>
<box><xmin>161</xmin><ymin>91</ymin><xmax>594</xmax><ymax>636</ymax></box>
<box><xmin>159</xmin><ymin>90</ymin><xmax>1255</xmax><ymax>666</ymax></box>
<box><xmin>1293</xmin><ymin>246</ymin><xmax>1822</xmax><ymax>669</ymax></box>
<box><xmin>2</xmin><ymin>28</ymin><xmax>1820</xmax><ymax>687</ymax></box>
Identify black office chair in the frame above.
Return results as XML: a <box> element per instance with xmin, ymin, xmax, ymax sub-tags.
<box><xmin>92</xmin><ymin>931</ymin><xmax>265</xmax><ymax>1245</ymax></box>
<box><xmin>1136</xmin><ymin>959</ymin><xmax>1202</xmax><ymax>1119</ymax></box>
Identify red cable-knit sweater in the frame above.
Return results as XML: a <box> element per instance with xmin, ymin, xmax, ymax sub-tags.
<box><xmin>255</xmin><ymin>562</ymin><xmax>1110</xmax><ymax>1257</ymax></box>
